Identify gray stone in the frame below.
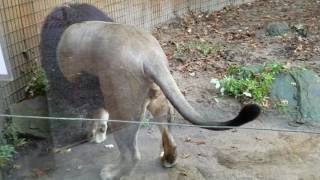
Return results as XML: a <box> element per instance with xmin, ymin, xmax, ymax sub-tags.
<box><xmin>292</xmin><ymin>24</ymin><xmax>307</xmax><ymax>37</ymax></box>
<box><xmin>270</xmin><ymin>69</ymin><xmax>320</xmax><ymax>123</ymax></box>
<box><xmin>266</xmin><ymin>22</ymin><xmax>289</xmax><ymax>36</ymax></box>
<box><xmin>291</xmin><ymin>69</ymin><xmax>320</xmax><ymax>122</ymax></box>
<box><xmin>9</xmin><ymin>96</ymin><xmax>50</xmax><ymax>138</ymax></box>
<box><xmin>270</xmin><ymin>73</ymin><xmax>300</xmax><ymax>118</ymax></box>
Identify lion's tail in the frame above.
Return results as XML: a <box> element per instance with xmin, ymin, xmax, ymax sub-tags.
<box><xmin>143</xmin><ymin>57</ymin><xmax>260</xmax><ymax>130</ymax></box>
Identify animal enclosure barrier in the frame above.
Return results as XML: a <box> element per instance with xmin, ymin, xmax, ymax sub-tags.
<box><xmin>0</xmin><ymin>0</ymin><xmax>254</xmax><ymax>109</ymax></box>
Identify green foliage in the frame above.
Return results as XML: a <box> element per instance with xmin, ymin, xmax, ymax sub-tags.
<box><xmin>173</xmin><ymin>42</ymin><xmax>188</xmax><ymax>60</ymax></box>
<box><xmin>25</xmin><ymin>65</ymin><xmax>48</xmax><ymax>98</ymax></box>
<box><xmin>0</xmin><ymin>143</ymin><xmax>15</xmax><ymax>168</ymax></box>
<box><xmin>274</xmin><ymin>101</ymin><xmax>288</xmax><ymax>113</ymax></box>
<box><xmin>215</xmin><ymin>62</ymin><xmax>286</xmax><ymax>103</ymax></box>
<box><xmin>190</xmin><ymin>40</ymin><xmax>217</xmax><ymax>56</ymax></box>
<box><xmin>0</xmin><ymin>133</ymin><xmax>15</xmax><ymax>168</ymax></box>
<box><xmin>3</xmin><ymin>125</ymin><xmax>27</xmax><ymax>147</ymax></box>
<box><xmin>141</xmin><ymin>118</ymin><xmax>151</xmax><ymax>128</ymax></box>
<box><xmin>173</xmin><ymin>39</ymin><xmax>219</xmax><ymax>60</ymax></box>
<box><xmin>0</xmin><ymin>123</ymin><xmax>27</xmax><ymax>168</ymax></box>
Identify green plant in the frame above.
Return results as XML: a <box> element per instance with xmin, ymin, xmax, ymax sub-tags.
<box><xmin>212</xmin><ymin>61</ymin><xmax>286</xmax><ymax>103</ymax></box>
<box><xmin>0</xmin><ymin>123</ymin><xmax>27</xmax><ymax>168</ymax></box>
<box><xmin>274</xmin><ymin>102</ymin><xmax>288</xmax><ymax>113</ymax></box>
<box><xmin>0</xmin><ymin>134</ymin><xmax>16</xmax><ymax>168</ymax></box>
<box><xmin>3</xmin><ymin>125</ymin><xmax>27</xmax><ymax>148</ymax></box>
<box><xmin>173</xmin><ymin>42</ymin><xmax>188</xmax><ymax>60</ymax></box>
<box><xmin>173</xmin><ymin>39</ymin><xmax>219</xmax><ymax>60</ymax></box>
<box><xmin>141</xmin><ymin>116</ymin><xmax>151</xmax><ymax>128</ymax></box>
<box><xmin>192</xmin><ymin>40</ymin><xmax>218</xmax><ymax>56</ymax></box>
<box><xmin>25</xmin><ymin>65</ymin><xmax>48</xmax><ymax>98</ymax></box>
<box><xmin>0</xmin><ymin>144</ymin><xmax>15</xmax><ymax>168</ymax></box>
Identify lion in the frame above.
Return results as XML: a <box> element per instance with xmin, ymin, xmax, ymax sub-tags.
<box><xmin>55</xmin><ymin>20</ymin><xmax>260</xmax><ymax>180</ymax></box>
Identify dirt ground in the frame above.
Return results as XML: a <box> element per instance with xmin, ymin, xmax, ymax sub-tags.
<box><xmin>4</xmin><ymin>123</ymin><xmax>320</xmax><ymax>180</ymax></box>
<box><xmin>3</xmin><ymin>0</ymin><xmax>320</xmax><ymax>179</ymax></box>
<box><xmin>154</xmin><ymin>0</ymin><xmax>320</xmax><ymax>78</ymax></box>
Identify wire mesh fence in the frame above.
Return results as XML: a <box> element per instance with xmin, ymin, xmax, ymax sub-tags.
<box><xmin>0</xmin><ymin>0</ymin><xmax>254</xmax><ymax>109</ymax></box>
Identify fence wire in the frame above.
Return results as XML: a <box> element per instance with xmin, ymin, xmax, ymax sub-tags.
<box><xmin>1</xmin><ymin>114</ymin><xmax>320</xmax><ymax>135</ymax></box>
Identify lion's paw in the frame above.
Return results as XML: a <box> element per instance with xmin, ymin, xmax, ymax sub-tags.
<box><xmin>100</xmin><ymin>164</ymin><xmax>121</xmax><ymax>180</ymax></box>
<box><xmin>160</xmin><ymin>151</ymin><xmax>177</xmax><ymax>168</ymax></box>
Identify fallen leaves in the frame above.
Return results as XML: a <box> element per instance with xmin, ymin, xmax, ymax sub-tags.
<box><xmin>152</xmin><ymin>0</ymin><xmax>320</xmax><ymax>88</ymax></box>
<box><xmin>176</xmin><ymin>166</ymin><xmax>189</xmax><ymax>176</ymax></box>
<box><xmin>184</xmin><ymin>137</ymin><xmax>206</xmax><ymax>145</ymax></box>
<box><xmin>182</xmin><ymin>153</ymin><xmax>191</xmax><ymax>159</ymax></box>
<box><xmin>179</xmin><ymin>169</ymin><xmax>188</xmax><ymax>176</ymax></box>
<box><xmin>32</xmin><ymin>168</ymin><xmax>45</xmax><ymax>178</ymax></box>
<box><xmin>223</xmin><ymin>30</ymin><xmax>256</xmax><ymax>41</ymax></box>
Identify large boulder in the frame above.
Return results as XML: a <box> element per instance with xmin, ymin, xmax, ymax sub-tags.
<box><xmin>9</xmin><ymin>96</ymin><xmax>50</xmax><ymax>138</ymax></box>
<box><xmin>266</xmin><ymin>22</ymin><xmax>289</xmax><ymax>36</ymax></box>
<box><xmin>270</xmin><ymin>69</ymin><xmax>320</xmax><ymax>123</ymax></box>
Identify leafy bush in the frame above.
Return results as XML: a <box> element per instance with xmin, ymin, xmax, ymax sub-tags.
<box><xmin>0</xmin><ymin>134</ymin><xmax>15</xmax><ymax>168</ymax></box>
<box><xmin>3</xmin><ymin>125</ymin><xmax>27</xmax><ymax>148</ymax></box>
<box><xmin>191</xmin><ymin>40</ymin><xmax>217</xmax><ymax>56</ymax></box>
<box><xmin>211</xmin><ymin>62</ymin><xmax>286</xmax><ymax>103</ymax></box>
<box><xmin>25</xmin><ymin>65</ymin><xmax>48</xmax><ymax>99</ymax></box>
<box><xmin>173</xmin><ymin>39</ymin><xmax>219</xmax><ymax>60</ymax></box>
<box><xmin>0</xmin><ymin>144</ymin><xmax>15</xmax><ymax>168</ymax></box>
<box><xmin>0</xmin><ymin>123</ymin><xmax>27</xmax><ymax>168</ymax></box>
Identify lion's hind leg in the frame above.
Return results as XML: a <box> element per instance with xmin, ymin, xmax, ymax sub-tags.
<box><xmin>91</xmin><ymin>108</ymin><xmax>109</xmax><ymax>144</ymax></box>
<box><xmin>147</xmin><ymin>84</ymin><xmax>177</xmax><ymax>168</ymax></box>
<box><xmin>100</xmin><ymin>123</ymin><xmax>140</xmax><ymax>180</ymax></box>
<box><xmin>159</xmin><ymin>127</ymin><xmax>177</xmax><ymax>168</ymax></box>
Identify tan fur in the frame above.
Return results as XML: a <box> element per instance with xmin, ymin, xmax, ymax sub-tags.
<box><xmin>147</xmin><ymin>84</ymin><xmax>177</xmax><ymax>168</ymax></box>
<box><xmin>91</xmin><ymin>108</ymin><xmax>109</xmax><ymax>144</ymax></box>
<box><xmin>57</xmin><ymin>21</ymin><xmax>259</xmax><ymax>180</ymax></box>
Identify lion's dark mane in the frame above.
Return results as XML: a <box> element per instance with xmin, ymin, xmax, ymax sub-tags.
<box><xmin>40</xmin><ymin>4</ymin><xmax>113</xmax><ymax>110</ymax></box>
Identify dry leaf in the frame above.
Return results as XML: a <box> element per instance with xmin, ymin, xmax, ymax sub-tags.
<box><xmin>194</xmin><ymin>141</ymin><xmax>206</xmax><ymax>145</ymax></box>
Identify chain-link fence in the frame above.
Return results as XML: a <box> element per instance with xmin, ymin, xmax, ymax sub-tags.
<box><xmin>0</xmin><ymin>0</ymin><xmax>253</xmax><ymax>109</ymax></box>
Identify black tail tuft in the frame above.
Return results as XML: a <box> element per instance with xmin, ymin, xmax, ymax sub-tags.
<box><xmin>229</xmin><ymin>104</ymin><xmax>261</xmax><ymax>126</ymax></box>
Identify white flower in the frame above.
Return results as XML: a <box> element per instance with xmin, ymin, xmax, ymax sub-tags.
<box><xmin>243</xmin><ymin>91</ymin><xmax>252</xmax><ymax>97</ymax></box>
<box><xmin>220</xmin><ymin>87</ymin><xmax>225</xmax><ymax>96</ymax></box>
<box><xmin>210</xmin><ymin>78</ymin><xmax>221</xmax><ymax>89</ymax></box>
<box><xmin>189</xmin><ymin>72</ymin><xmax>196</xmax><ymax>77</ymax></box>
<box><xmin>280</xmin><ymin>99</ymin><xmax>288</xmax><ymax>105</ymax></box>
<box><xmin>104</xmin><ymin>144</ymin><xmax>114</xmax><ymax>149</ymax></box>
<box><xmin>290</xmin><ymin>82</ymin><xmax>296</xmax><ymax>86</ymax></box>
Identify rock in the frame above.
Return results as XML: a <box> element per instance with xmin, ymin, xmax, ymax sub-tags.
<box><xmin>292</xmin><ymin>24</ymin><xmax>307</xmax><ymax>37</ymax></box>
<box><xmin>270</xmin><ymin>73</ymin><xmax>300</xmax><ymax>118</ymax></box>
<box><xmin>291</xmin><ymin>69</ymin><xmax>320</xmax><ymax>122</ymax></box>
<box><xmin>266</xmin><ymin>22</ymin><xmax>289</xmax><ymax>36</ymax></box>
<box><xmin>270</xmin><ymin>69</ymin><xmax>320</xmax><ymax>123</ymax></box>
<box><xmin>9</xmin><ymin>96</ymin><xmax>50</xmax><ymax>138</ymax></box>
<box><xmin>241</xmin><ymin>64</ymin><xmax>264</xmax><ymax>75</ymax></box>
